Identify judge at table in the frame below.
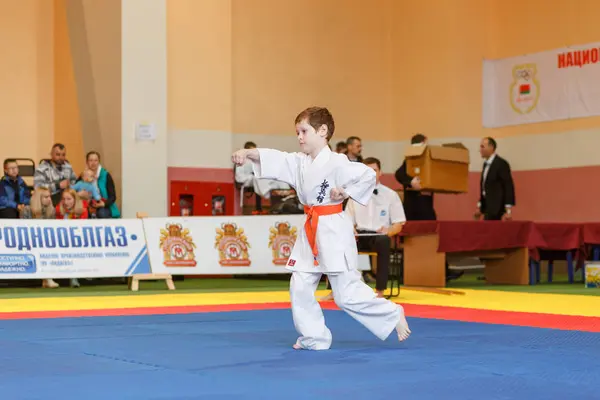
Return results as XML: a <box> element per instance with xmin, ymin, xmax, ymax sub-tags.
<box><xmin>474</xmin><ymin>137</ymin><xmax>515</xmax><ymax>221</ymax></box>
<box><xmin>346</xmin><ymin>157</ymin><xmax>406</xmax><ymax>297</ymax></box>
<box><xmin>321</xmin><ymin>157</ymin><xmax>405</xmax><ymax>300</ymax></box>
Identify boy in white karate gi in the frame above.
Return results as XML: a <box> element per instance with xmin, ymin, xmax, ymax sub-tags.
<box><xmin>232</xmin><ymin>107</ymin><xmax>410</xmax><ymax>350</ymax></box>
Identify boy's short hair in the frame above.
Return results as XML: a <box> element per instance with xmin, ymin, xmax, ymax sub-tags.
<box><xmin>363</xmin><ymin>157</ymin><xmax>381</xmax><ymax>170</ymax></box>
<box><xmin>3</xmin><ymin>159</ymin><xmax>17</xmax><ymax>169</ymax></box>
<box><xmin>295</xmin><ymin>107</ymin><xmax>335</xmax><ymax>140</ymax></box>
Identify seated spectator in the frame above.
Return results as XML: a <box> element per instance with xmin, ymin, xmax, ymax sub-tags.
<box><xmin>346</xmin><ymin>136</ymin><xmax>363</xmax><ymax>162</ymax></box>
<box><xmin>73</xmin><ymin>169</ymin><xmax>104</xmax><ymax>217</ymax></box>
<box><xmin>21</xmin><ymin>187</ymin><xmax>55</xmax><ymax>219</ymax></box>
<box><xmin>83</xmin><ymin>151</ymin><xmax>120</xmax><ymax>219</ymax></box>
<box><xmin>235</xmin><ymin>141</ymin><xmax>290</xmax><ymax>213</ymax></box>
<box><xmin>335</xmin><ymin>141</ymin><xmax>347</xmax><ymax>154</ymax></box>
<box><xmin>55</xmin><ymin>189</ymin><xmax>87</xmax><ymax>288</ymax></box>
<box><xmin>0</xmin><ymin>159</ymin><xmax>31</xmax><ymax>219</ymax></box>
<box><xmin>34</xmin><ymin>143</ymin><xmax>78</xmax><ymax>206</ymax></box>
<box><xmin>56</xmin><ymin>189</ymin><xmax>89</xmax><ymax>220</ymax></box>
<box><xmin>20</xmin><ymin>188</ymin><xmax>59</xmax><ymax>288</ymax></box>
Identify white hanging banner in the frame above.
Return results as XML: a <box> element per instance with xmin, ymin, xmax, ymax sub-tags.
<box><xmin>0</xmin><ymin>219</ymin><xmax>150</xmax><ymax>279</ymax></box>
<box><xmin>483</xmin><ymin>42</ymin><xmax>600</xmax><ymax>128</ymax></box>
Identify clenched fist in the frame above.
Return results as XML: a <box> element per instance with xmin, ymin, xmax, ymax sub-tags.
<box><xmin>231</xmin><ymin>149</ymin><xmax>249</xmax><ymax>166</ymax></box>
<box><xmin>330</xmin><ymin>187</ymin><xmax>347</xmax><ymax>201</ymax></box>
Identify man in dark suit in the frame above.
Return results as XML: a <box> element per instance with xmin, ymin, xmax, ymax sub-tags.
<box><xmin>394</xmin><ymin>134</ymin><xmax>436</xmax><ymax>221</ymax></box>
<box><xmin>474</xmin><ymin>137</ymin><xmax>515</xmax><ymax>221</ymax></box>
<box><xmin>395</xmin><ymin>133</ymin><xmax>462</xmax><ymax>281</ymax></box>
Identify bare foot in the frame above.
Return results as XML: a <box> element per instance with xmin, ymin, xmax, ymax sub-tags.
<box><xmin>396</xmin><ymin>306</ymin><xmax>411</xmax><ymax>342</ymax></box>
<box><xmin>292</xmin><ymin>343</ymin><xmax>303</xmax><ymax>350</ymax></box>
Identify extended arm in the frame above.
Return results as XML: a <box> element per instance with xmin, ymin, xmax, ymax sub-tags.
<box><xmin>232</xmin><ymin>148</ymin><xmax>300</xmax><ymax>188</ymax></box>
<box><xmin>385</xmin><ymin>192</ymin><xmax>406</xmax><ymax>237</ymax></box>
<box><xmin>34</xmin><ymin>166</ymin><xmax>54</xmax><ymax>192</ymax></box>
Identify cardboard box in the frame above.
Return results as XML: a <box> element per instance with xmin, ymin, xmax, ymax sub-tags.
<box><xmin>404</xmin><ymin>143</ymin><xmax>470</xmax><ymax>194</ymax></box>
<box><xmin>585</xmin><ymin>262</ymin><xmax>600</xmax><ymax>288</ymax></box>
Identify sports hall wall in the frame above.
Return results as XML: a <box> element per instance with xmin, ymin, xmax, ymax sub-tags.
<box><xmin>2</xmin><ymin>0</ymin><xmax>600</xmax><ymax>221</ymax></box>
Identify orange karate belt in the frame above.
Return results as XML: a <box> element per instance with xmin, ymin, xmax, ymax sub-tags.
<box><xmin>303</xmin><ymin>203</ymin><xmax>343</xmax><ymax>266</ymax></box>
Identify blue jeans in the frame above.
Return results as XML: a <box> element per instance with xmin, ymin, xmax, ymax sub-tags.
<box><xmin>95</xmin><ymin>207</ymin><xmax>112</xmax><ymax>219</ymax></box>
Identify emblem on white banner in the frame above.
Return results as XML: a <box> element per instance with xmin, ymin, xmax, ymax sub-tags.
<box><xmin>510</xmin><ymin>63</ymin><xmax>540</xmax><ymax>114</ymax></box>
<box><xmin>268</xmin><ymin>222</ymin><xmax>297</xmax><ymax>266</ymax></box>
<box><xmin>215</xmin><ymin>223</ymin><xmax>251</xmax><ymax>267</ymax></box>
<box><xmin>160</xmin><ymin>223</ymin><xmax>197</xmax><ymax>267</ymax></box>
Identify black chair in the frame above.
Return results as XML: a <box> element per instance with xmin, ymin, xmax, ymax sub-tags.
<box><xmin>387</xmin><ymin>236</ymin><xmax>403</xmax><ymax>298</ymax></box>
<box><xmin>9</xmin><ymin>158</ymin><xmax>36</xmax><ymax>191</ymax></box>
<box><xmin>269</xmin><ymin>189</ymin><xmax>302</xmax><ymax>214</ymax></box>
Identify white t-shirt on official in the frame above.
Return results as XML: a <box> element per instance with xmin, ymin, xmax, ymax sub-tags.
<box><xmin>346</xmin><ymin>183</ymin><xmax>406</xmax><ymax>232</ymax></box>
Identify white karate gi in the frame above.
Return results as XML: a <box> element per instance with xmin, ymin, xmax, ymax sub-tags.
<box><xmin>235</xmin><ymin>160</ymin><xmax>290</xmax><ymax>200</ymax></box>
<box><xmin>253</xmin><ymin>146</ymin><xmax>402</xmax><ymax>350</ymax></box>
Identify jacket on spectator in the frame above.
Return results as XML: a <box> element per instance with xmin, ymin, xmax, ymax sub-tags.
<box><xmin>76</xmin><ymin>166</ymin><xmax>120</xmax><ymax>218</ymax></box>
<box><xmin>97</xmin><ymin>167</ymin><xmax>120</xmax><ymax>218</ymax></box>
<box><xmin>34</xmin><ymin>160</ymin><xmax>77</xmax><ymax>196</ymax></box>
<box><xmin>0</xmin><ymin>176</ymin><xmax>31</xmax><ymax>210</ymax></box>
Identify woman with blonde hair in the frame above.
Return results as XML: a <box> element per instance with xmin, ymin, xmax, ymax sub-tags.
<box><xmin>55</xmin><ymin>189</ymin><xmax>88</xmax><ymax>288</ymax></box>
<box><xmin>20</xmin><ymin>188</ymin><xmax>59</xmax><ymax>288</ymax></box>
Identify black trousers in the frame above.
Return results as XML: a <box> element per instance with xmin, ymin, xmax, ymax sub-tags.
<box><xmin>326</xmin><ymin>231</ymin><xmax>390</xmax><ymax>292</ymax></box>
<box><xmin>484</xmin><ymin>212</ymin><xmax>504</xmax><ymax>221</ymax></box>
<box><xmin>95</xmin><ymin>207</ymin><xmax>112</xmax><ymax>219</ymax></box>
<box><xmin>0</xmin><ymin>208</ymin><xmax>19</xmax><ymax>219</ymax></box>
<box><xmin>480</xmin><ymin>198</ymin><xmax>504</xmax><ymax>221</ymax></box>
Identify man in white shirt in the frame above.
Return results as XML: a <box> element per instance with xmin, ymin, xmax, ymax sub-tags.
<box><xmin>346</xmin><ymin>157</ymin><xmax>406</xmax><ymax>297</ymax></box>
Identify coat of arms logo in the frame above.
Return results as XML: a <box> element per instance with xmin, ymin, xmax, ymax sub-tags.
<box><xmin>214</xmin><ymin>223</ymin><xmax>251</xmax><ymax>266</ymax></box>
<box><xmin>268</xmin><ymin>222</ymin><xmax>297</xmax><ymax>265</ymax></box>
<box><xmin>510</xmin><ymin>63</ymin><xmax>540</xmax><ymax>114</ymax></box>
<box><xmin>159</xmin><ymin>223</ymin><xmax>197</xmax><ymax>267</ymax></box>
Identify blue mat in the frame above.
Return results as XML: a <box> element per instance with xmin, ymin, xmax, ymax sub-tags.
<box><xmin>0</xmin><ymin>309</ymin><xmax>597</xmax><ymax>399</ymax></box>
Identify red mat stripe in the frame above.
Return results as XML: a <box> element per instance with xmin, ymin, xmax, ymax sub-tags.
<box><xmin>403</xmin><ymin>304</ymin><xmax>600</xmax><ymax>332</ymax></box>
<box><xmin>0</xmin><ymin>302</ymin><xmax>598</xmax><ymax>332</ymax></box>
